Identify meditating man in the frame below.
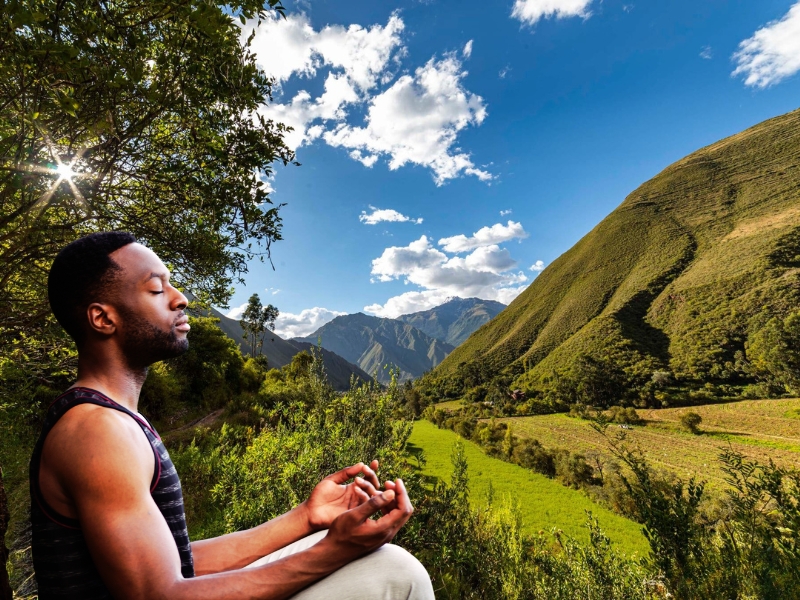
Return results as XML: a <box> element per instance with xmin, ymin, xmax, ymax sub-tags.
<box><xmin>31</xmin><ymin>232</ymin><xmax>434</xmax><ymax>600</ymax></box>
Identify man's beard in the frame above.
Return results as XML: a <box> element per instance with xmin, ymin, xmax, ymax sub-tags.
<box><xmin>119</xmin><ymin>308</ymin><xmax>189</xmax><ymax>369</ymax></box>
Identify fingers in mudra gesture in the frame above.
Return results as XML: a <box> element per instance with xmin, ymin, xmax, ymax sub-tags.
<box><xmin>327</xmin><ymin>478</ymin><xmax>414</xmax><ymax>556</ymax></box>
<box><xmin>304</xmin><ymin>460</ymin><xmax>384</xmax><ymax>529</ymax></box>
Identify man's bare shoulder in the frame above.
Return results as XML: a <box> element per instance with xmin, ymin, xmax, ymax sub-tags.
<box><xmin>43</xmin><ymin>401</ymin><xmax>154</xmax><ymax>493</ymax></box>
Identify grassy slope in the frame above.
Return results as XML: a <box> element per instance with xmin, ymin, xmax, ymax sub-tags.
<box><xmin>408</xmin><ymin>420</ymin><xmax>649</xmax><ymax>556</ymax></box>
<box><xmin>435</xmin><ymin>108</ymin><xmax>800</xmax><ymax>388</ymax></box>
<box><xmin>498</xmin><ymin>399</ymin><xmax>800</xmax><ymax>490</ymax></box>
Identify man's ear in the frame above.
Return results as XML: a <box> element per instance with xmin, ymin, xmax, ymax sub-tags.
<box><xmin>86</xmin><ymin>303</ymin><xmax>118</xmax><ymax>337</ymax></box>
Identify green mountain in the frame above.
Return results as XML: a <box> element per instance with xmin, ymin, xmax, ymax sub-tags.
<box><xmin>433</xmin><ymin>108</ymin><xmax>800</xmax><ymax>402</ymax></box>
<box><xmin>297</xmin><ymin>313</ymin><xmax>454</xmax><ymax>383</ymax></box>
<box><xmin>397</xmin><ymin>297</ymin><xmax>506</xmax><ymax>347</ymax></box>
<box><xmin>206</xmin><ymin>308</ymin><xmax>370</xmax><ymax>391</ymax></box>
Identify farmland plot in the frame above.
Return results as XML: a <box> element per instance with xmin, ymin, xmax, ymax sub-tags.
<box><xmin>498</xmin><ymin>399</ymin><xmax>800</xmax><ymax>488</ymax></box>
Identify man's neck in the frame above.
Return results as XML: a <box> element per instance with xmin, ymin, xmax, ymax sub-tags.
<box><xmin>72</xmin><ymin>344</ymin><xmax>147</xmax><ymax>413</ymax></box>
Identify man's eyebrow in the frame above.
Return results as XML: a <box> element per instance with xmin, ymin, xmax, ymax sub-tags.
<box><xmin>144</xmin><ymin>272</ymin><xmax>170</xmax><ymax>282</ymax></box>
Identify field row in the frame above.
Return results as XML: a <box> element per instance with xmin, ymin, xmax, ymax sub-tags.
<box><xmin>497</xmin><ymin>399</ymin><xmax>800</xmax><ymax>488</ymax></box>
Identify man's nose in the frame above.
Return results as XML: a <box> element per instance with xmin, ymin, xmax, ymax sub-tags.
<box><xmin>173</xmin><ymin>289</ymin><xmax>188</xmax><ymax>311</ymax></box>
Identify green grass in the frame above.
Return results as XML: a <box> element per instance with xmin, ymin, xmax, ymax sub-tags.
<box><xmin>434</xmin><ymin>399</ymin><xmax>465</xmax><ymax>411</ymax></box>
<box><xmin>408</xmin><ymin>420</ymin><xmax>649</xmax><ymax>557</ymax></box>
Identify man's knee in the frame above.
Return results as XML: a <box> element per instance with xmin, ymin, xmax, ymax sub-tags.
<box><xmin>363</xmin><ymin>544</ymin><xmax>434</xmax><ymax>599</ymax></box>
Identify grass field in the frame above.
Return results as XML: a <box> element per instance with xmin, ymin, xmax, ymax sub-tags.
<box><xmin>498</xmin><ymin>399</ymin><xmax>800</xmax><ymax>489</ymax></box>
<box><xmin>407</xmin><ymin>420</ymin><xmax>649</xmax><ymax>556</ymax></box>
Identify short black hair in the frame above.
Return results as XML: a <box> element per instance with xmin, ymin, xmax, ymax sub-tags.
<box><xmin>48</xmin><ymin>231</ymin><xmax>137</xmax><ymax>345</ymax></box>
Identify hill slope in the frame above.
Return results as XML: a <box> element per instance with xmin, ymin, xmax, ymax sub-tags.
<box><xmin>297</xmin><ymin>313</ymin><xmax>454</xmax><ymax>383</ymax></box>
<box><xmin>433</xmin><ymin>108</ymin><xmax>800</xmax><ymax>400</ymax></box>
<box><xmin>207</xmin><ymin>308</ymin><xmax>370</xmax><ymax>391</ymax></box>
<box><xmin>397</xmin><ymin>297</ymin><xmax>506</xmax><ymax>346</ymax></box>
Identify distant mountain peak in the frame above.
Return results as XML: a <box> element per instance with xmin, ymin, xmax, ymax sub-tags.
<box><xmin>396</xmin><ymin>297</ymin><xmax>506</xmax><ymax>347</ymax></box>
<box><xmin>296</xmin><ymin>314</ymin><xmax>454</xmax><ymax>384</ymax></box>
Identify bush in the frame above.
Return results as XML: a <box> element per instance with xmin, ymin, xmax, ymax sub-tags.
<box><xmin>607</xmin><ymin>406</ymin><xmax>642</xmax><ymax>425</ymax></box>
<box><xmin>512</xmin><ymin>438</ymin><xmax>556</xmax><ymax>477</ymax></box>
<box><xmin>680</xmin><ymin>412</ymin><xmax>702</xmax><ymax>434</ymax></box>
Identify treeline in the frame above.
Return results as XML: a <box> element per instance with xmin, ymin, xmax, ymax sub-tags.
<box><xmin>415</xmin><ymin>309</ymin><xmax>800</xmax><ymax>414</ymax></box>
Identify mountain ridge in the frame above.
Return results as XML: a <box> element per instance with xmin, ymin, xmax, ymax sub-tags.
<box><xmin>397</xmin><ymin>297</ymin><xmax>506</xmax><ymax>346</ymax></box>
<box><xmin>430</xmin><ymin>107</ymin><xmax>800</xmax><ymax>402</ymax></box>
<box><xmin>297</xmin><ymin>312</ymin><xmax>454</xmax><ymax>383</ymax></box>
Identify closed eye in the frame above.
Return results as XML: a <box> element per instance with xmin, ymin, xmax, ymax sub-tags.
<box><xmin>150</xmin><ymin>291</ymin><xmax>164</xmax><ymax>295</ymax></box>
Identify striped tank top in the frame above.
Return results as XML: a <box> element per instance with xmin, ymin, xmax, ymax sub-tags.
<box><xmin>29</xmin><ymin>387</ymin><xmax>194</xmax><ymax>598</ymax></box>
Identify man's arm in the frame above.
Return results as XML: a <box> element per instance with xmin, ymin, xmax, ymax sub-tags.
<box><xmin>191</xmin><ymin>462</ymin><xmax>383</xmax><ymax>575</ymax></box>
<box><xmin>50</xmin><ymin>410</ymin><xmax>412</xmax><ymax>600</ymax></box>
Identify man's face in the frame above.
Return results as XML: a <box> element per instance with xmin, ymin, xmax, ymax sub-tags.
<box><xmin>108</xmin><ymin>243</ymin><xmax>190</xmax><ymax>367</ymax></box>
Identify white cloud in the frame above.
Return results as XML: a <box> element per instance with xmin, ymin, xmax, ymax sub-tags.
<box><xmin>500</xmin><ymin>208</ymin><xmax>512</xmax><ymax>216</ymax></box>
<box><xmin>245</xmin><ymin>13</ymin><xmax>405</xmax><ymax>89</ymax></box>
<box><xmin>226</xmin><ymin>303</ymin><xmax>249</xmax><ymax>320</ymax></box>
<box><xmin>245</xmin><ymin>14</ymin><xmax>490</xmax><ymax>184</ymax></box>
<box><xmin>530</xmin><ymin>260</ymin><xmax>545</xmax><ymax>272</ymax></box>
<box><xmin>365</xmin><ymin>290</ymin><xmax>453</xmax><ymax>318</ymax></box>
<box><xmin>365</xmin><ymin>235</ymin><xmax>528</xmax><ymax>317</ymax></box>
<box><xmin>274</xmin><ymin>307</ymin><xmax>347</xmax><ymax>339</ymax></box>
<box><xmin>700</xmin><ymin>45</ymin><xmax>713</xmax><ymax>60</ymax></box>
<box><xmin>512</xmin><ymin>0</ymin><xmax>594</xmax><ymax>26</ymax></box>
<box><xmin>438</xmin><ymin>220</ymin><xmax>528</xmax><ymax>253</ymax></box>
<box><xmin>247</xmin><ymin>13</ymin><xmax>404</xmax><ymax>149</ymax></box>
<box><xmin>499</xmin><ymin>66</ymin><xmax>511</xmax><ymax>79</ymax></box>
<box><xmin>463</xmin><ymin>40</ymin><xmax>473</xmax><ymax>58</ymax></box>
<box><xmin>359</xmin><ymin>206</ymin><xmax>423</xmax><ymax>225</ymax></box>
<box><xmin>732</xmin><ymin>2</ymin><xmax>800</xmax><ymax>88</ymax></box>
<box><xmin>323</xmin><ymin>54</ymin><xmax>492</xmax><ymax>185</ymax></box>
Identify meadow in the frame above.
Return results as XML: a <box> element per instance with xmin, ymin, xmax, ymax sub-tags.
<box><xmin>407</xmin><ymin>419</ymin><xmax>649</xmax><ymax>556</ymax></box>
<box><xmin>497</xmin><ymin>399</ymin><xmax>800</xmax><ymax>489</ymax></box>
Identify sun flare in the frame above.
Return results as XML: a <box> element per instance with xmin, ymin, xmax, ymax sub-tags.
<box><xmin>56</xmin><ymin>163</ymin><xmax>76</xmax><ymax>181</ymax></box>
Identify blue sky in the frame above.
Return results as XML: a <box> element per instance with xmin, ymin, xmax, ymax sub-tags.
<box><xmin>225</xmin><ymin>0</ymin><xmax>800</xmax><ymax>338</ymax></box>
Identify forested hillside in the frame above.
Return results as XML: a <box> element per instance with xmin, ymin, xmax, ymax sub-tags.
<box><xmin>429</xmin><ymin>108</ymin><xmax>800</xmax><ymax>405</ymax></box>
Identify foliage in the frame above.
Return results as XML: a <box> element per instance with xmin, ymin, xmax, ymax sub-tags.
<box><xmin>594</xmin><ymin>419</ymin><xmax>800</xmax><ymax>599</ymax></box>
<box><xmin>0</xmin><ymin>0</ymin><xmax>294</xmax><ymax>377</ymax></box>
<box><xmin>746</xmin><ymin>310</ymin><xmax>800</xmax><ymax>395</ymax></box>
<box><xmin>212</xmin><ymin>380</ymin><xmax>412</xmax><ymax>533</ymax></box>
<box><xmin>679</xmin><ymin>412</ymin><xmax>703</xmax><ymax>434</ymax></box>
<box><xmin>139</xmin><ymin>317</ymin><xmax>261</xmax><ymax>423</ymax></box>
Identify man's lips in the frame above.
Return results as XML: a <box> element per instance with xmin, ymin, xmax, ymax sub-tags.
<box><xmin>175</xmin><ymin>317</ymin><xmax>190</xmax><ymax>333</ymax></box>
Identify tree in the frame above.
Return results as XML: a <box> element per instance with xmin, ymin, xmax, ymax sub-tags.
<box><xmin>747</xmin><ymin>311</ymin><xmax>800</xmax><ymax>395</ymax></box>
<box><xmin>571</xmin><ymin>354</ymin><xmax>627</xmax><ymax>408</ymax></box>
<box><xmin>240</xmin><ymin>293</ymin><xmax>279</xmax><ymax>361</ymax></box>
<box><xmin>1</xmin><ymin>0</ymin><xmax>294</xmax><ymax>375</ymax></box>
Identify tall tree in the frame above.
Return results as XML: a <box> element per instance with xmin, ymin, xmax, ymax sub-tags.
<box><xmin>240</xmin><ymin>293</ymin><xmax>278</xmax><ymax>360</ymax></box>
<box><xmin>0</xmin><ymin>0</ymin><xmax>294</xmax><ymax>377</ymax></box>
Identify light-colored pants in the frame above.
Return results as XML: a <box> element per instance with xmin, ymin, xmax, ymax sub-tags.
<box><xmin>245</xmin><ymin>531</ymin><xmax>435</xmax><ymax>600</ymax></box>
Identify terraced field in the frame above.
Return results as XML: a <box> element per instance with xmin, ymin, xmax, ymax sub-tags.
<box><xmin>408</xmin><ymin>420</ymin><xmax>649</xmax><ymax>556</ymax></box>
<box><xmin>498</xmin><ymin>399</ymin><xmax>800</xmax><ymax>489</ymax></box>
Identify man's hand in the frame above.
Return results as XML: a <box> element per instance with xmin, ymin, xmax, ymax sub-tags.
<box><xmin>323</xmin><ymin>478</ymin><xmax>413</xmax><ymax>558</ymax></box>
<box><xmin>303</xmin><ymin>460</ymin><xmax>382</xmax><ymax>530</ymax></box>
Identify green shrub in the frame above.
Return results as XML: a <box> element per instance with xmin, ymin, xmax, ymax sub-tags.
<box><xmin>679</xmin><ymin>412</ymin><xmax>703</xmax><ymax>434</ymax></box>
